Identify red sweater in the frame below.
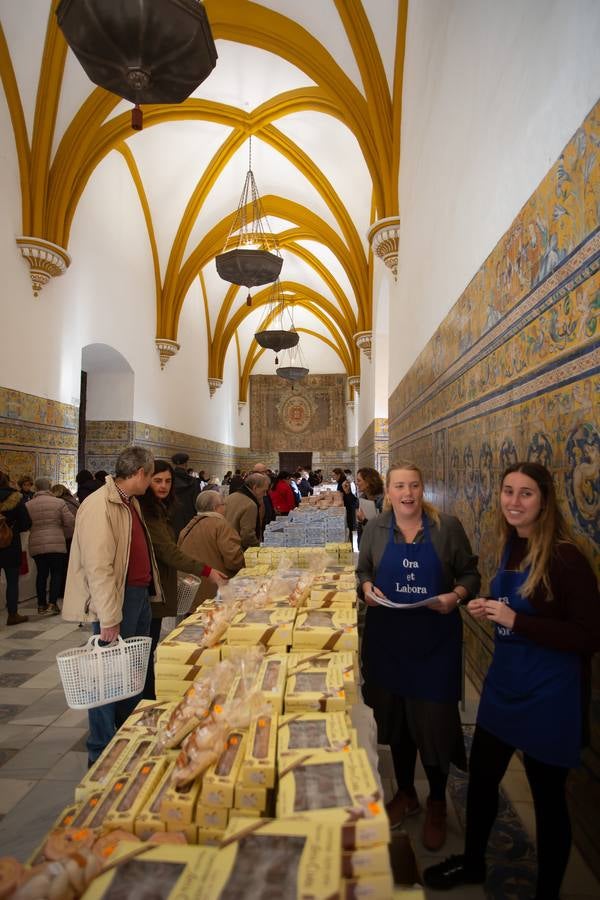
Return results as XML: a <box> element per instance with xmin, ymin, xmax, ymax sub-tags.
<box><xmin>269</xmin><ymin>481</ymin><xmax>296</xmax><ymax>515</ymax></box>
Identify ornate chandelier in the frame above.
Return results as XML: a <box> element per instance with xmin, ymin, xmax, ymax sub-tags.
<box><xmin>254</xmin><ymin>281</ymin><xmax>299</xmax><ymax>364</ymax></box>
<box><xmin>216</xmin><ymin>138</ymin><xmax>283</xmax><ymax>306</ymax></box>
<box><xmin>56</xmin><ymin>0</ymin><xmax>217</xmax><ymax>130</ymax></box>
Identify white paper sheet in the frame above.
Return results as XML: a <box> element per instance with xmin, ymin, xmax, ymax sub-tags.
<box><xmin>366</xmin><ymin>590</ymin><xmax>439</xmax><ymax>609</ymax></box>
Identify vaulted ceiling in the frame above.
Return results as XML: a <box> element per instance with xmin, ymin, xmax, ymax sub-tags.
<box><xmin>0</xmin><ymin>0</ymin><xmax>406</xmax><ymax>399</ymax></box>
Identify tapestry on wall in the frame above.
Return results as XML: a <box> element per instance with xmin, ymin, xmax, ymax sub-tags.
<box><xmin>250</xmin><ymin>374</ymin><xmax>346</xmax><ymax>451</ymax></box>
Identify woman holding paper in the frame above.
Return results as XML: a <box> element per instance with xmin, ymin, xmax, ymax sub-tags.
<box><xmin>424</xmin><ymin>462</ymin><xmax>600</xmax><ymax>899</ymax></box>
<box><xmin>357</xmin><ymin>461</ymin><xmax>480</xmax><ymax>850</ymax></box>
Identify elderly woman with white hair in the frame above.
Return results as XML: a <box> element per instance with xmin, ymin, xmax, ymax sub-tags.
<box><xmin>178</xmin><ymin>489</ymin><xmax>245</xmax><ymax>606</ymax></box>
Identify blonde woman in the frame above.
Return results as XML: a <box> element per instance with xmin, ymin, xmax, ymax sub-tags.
<box><xmin>357</xmin><ymin>461</ymin><xmax>480</xmax><ymax>850</ymax></box>
<box><xmin>425</xmin><ymin>462</ymin><xmax>600</xmax><ymax>899</ymax></box>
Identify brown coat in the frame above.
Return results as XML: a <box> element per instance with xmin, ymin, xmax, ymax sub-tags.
<box><xmin>178</xmin><ymin>512</ymin><xmax>244</xmax><ymax>602</ymax></box>
<box><xmin>224</xmin><ymin>487</ymin><xmax>260</xmax><ymax>549</ymax></box>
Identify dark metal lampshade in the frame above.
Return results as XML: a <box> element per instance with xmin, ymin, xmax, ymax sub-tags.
<box><xmin>276</xmin><ymin>366</ymin><xmax>309</xmax><ymax>381</ymax></box>
<box><xmin>56</xmin><ymin>0</ymin><xmax>217</xmax><ymax>105</ymax></box>
<box><xmin>254</xmin><ymin>329</ymin><xmax>299</xmax><ymax>352</ymax></box>
<box><xmin>215</xmin><ymin>248</ymin><xmax>283</xmax><ymax>289</ymax></box>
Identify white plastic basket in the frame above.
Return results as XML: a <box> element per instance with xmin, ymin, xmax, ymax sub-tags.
<box><xmin>56</xmin><ymin>635</ymin><xmax>152</xmax><ymax>710</ymax></box>
<box><xmin>176</xmin><ymin>573</ymin><xmax>202</xmax><ymax>615</ymax></box>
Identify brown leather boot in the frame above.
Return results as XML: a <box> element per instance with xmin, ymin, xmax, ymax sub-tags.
<box><xmin>422</xmin><ymin>796</ymin><xmax>447</xmax><ymax>850</ymax></box>
<box><xmin>7</xmin><ymin>612</ymin><xmax>29</xmax><ymax>626</ymax></box>
<box><xmin>385</xmin><ymin>789</ymin><xmax>420</xmax><ymax>830</ymax></box>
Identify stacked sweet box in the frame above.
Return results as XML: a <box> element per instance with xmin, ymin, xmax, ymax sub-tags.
<box><xmin>291</xmin><ymin>607</ymin><xmax>359</xmax><ymax>652</ymax></box>
<box><xmin>225</xmin><ymin>607</ymin><xmax>297</xmax><ymax>650</ymax></box>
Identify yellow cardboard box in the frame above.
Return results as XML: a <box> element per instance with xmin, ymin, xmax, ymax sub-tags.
<box><xmin>239</xmin><ymin>713</ymin><xmax>278</xmax><ymax>788</ymax></box>
<box><xmin>292</xmin><ymin>608</ymin><xmax>358</xmax><ymax>651</ymax></box>
<box><xmin>276</xmin><ymin>749</ymin><xmax>389</xmax><ymax>849</ymax></box>
<box><xmin>284</xmin><ymin>666</ymin><xmax>346</xmax><ymax>713</ymax></box>
<box><xmin>103</xmin><ymin>757</ymin><xmax>167</xmax><ymax>834</ymax></box>
<box><xmin>201</xmin><ymin>817</ymin><xmax>341</xmax><ymax>900</ymax></box>
<box><xmin>277</xmin><ymin>711</ymin><xmax>352</xmax><ymax>760</ymax></box>
<box><xmin>201</xmin><ymin>730</ymin><xmax>247</xmax><ymax>808</ymax></box>
<box><xmin>226</xmin><ymin>607</ymin><xmax>296</xmax><ymax>647</ymax></box>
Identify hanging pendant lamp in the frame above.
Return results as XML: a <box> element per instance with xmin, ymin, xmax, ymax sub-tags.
<box><xmin>55</xmin><ymin>0</ymin><xmax>217</xmax><ymax>130</ymax></box>
<box><xmin>254</xmin><ymin>281</ymin><xmax>299</xmax><ymax>364</ymax></box>
<box><xmin>276</xmin><ymin>338</ymin><xmax>309</xmax><ymax>388</ymax></box>
<box><xmin>216</xmin><ymin>137</ymin><xmax>282</xmax><ymax>305</ymax></box>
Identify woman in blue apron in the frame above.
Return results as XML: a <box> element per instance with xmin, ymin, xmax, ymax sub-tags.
<box><xmin>357</xmin><ymin>461</ymin><xmax>480</xmax><ymax>850</ymax></box>
<box><xmin>425</xmin><ymin>462</ymin><xmax>600</xmax><ymax>900</ymax></box>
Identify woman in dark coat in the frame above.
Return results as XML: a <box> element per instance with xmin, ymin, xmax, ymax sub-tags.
<box><xmin>138</xmin><ymin>460</ymin><xmax>228</xmax><ymax>698</ymax></box>
<box><xmin>0</xmin><ymin>471</ymin><xmax>32</xmax><ymax>625</ymax></box>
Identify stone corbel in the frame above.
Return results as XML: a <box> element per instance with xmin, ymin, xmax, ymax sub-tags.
<box><xmin>366</xmin><ymin>216</ymin><xmax>400</xmax><ymax>280</ymax></box>
<box><xmin>16</xmin><ymin>236</ymin><xmax>71</xmax><ymax>297</ymax></box>
<box><xmin>208</xmin><ymin>377</ymin><xmax>223</xmax><ymax>397</ymax></box>
<box><xmin>354</xmin><ymin>330</ymin><xmax>372</xmax><ymax>360</ymax></box>
<box><xmin>347</xmin><ymin>375</ymin><xmax>360</xmax><ymax>395</ymax></box>
<box><xmin>155</xmin><ymin>338</ymin><xmax>180</xmax><ymax>369</ymax></box>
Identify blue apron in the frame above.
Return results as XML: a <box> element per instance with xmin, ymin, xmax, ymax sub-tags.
<box><xmin>362</xmin><ymin>516</ymin><xmax>462</xmax><ymax>702</ymax></box>
<box><xmin>477</xmin><ymin>548</ymin><xmax>581</xmax><ymax>768</ymax></box>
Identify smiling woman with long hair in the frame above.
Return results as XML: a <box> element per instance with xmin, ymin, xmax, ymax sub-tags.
<box><xmin>357</xmin><ymin>460</ymin><xmax>480</xmax><ymax>851</ymax></box>
<box><xmin>138</xmin><ymin>459</ymin><xmax>228</xmax><ymax>698</ymax></box>
<box><xmin>425</xmin><ymin>462</ymin><xmax>600</xmax><ymax>899</ymax></box>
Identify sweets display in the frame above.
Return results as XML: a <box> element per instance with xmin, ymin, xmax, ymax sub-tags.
<box><xmin>0</xmin><ymin>558</ymin><xmax>405</xmax><ymax>900</ymax></box>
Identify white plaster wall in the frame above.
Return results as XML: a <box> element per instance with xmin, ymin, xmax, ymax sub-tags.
<box><xmin>392</xmin><ymin>0</ymin><xmax>600</xmax><ymax>392</ymax></box>
<box><xmin>86</xmin><ymin>372</ymin><xmax>134</xmax><ymax>420</ymax></box>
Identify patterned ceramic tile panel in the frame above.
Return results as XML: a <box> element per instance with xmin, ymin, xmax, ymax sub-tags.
<box><xmin>388</xmin><ymin>98</ymin><xmax>600</xmax><ymax>876</ymax></box>
<box><xmin>84</xmin><ymin>420</ymin><xmax>237</xmax><ymax>478</ymax></box>
<box><xmin>358</xmin><ymin>418</ymin><xmax>389</xmax><ymax>474</ymax></box>
<box><xmin>0</xmin><ymin>386</ymin><xmax>77</xmax><ymax>485</ymax></box>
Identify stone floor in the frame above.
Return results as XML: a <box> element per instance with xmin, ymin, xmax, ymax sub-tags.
<box><xmin>0</xmin><ymin>594</ymin><xmax>598</xmax><ymax>899</ymax></box>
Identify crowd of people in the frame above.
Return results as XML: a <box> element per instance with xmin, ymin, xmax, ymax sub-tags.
<box><xmin>1</xmin><ymin>450</ymin><xmax>598</xmax><ymax>900</ymax></box>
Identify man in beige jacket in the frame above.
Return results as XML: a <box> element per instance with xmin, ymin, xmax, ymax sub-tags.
<box><xmin>63</xmin><ymin>446</ymin><xmax>163</xmax><ymax>764</ymax></box>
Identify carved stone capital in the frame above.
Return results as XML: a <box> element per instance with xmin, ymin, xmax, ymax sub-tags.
<box><xmin>354</xmin><ymin>330</ymin><xmax>372</xmax><ymax>360</ymax></box>
<box><xmin>238</xmin><ymin>401</ymin><xmax>247</xmax><ymax>414</ymax></box>
<box><xmin>366</xmin><ymin>216</ymin><xmax>400</xmax><ymax>279</ymax></box>
<box><xmin>345</xmin><ymin>399</ymin><xmax>355</xmax><ymax>410</ymax></box>
<box><xmin>347</xmin><ymin>375</ymin><xmax>360</xmax><ymax>395</ymax></box>
<box><xmin>208</xmin><ymin>377</ymin><xmax>223</xmax><ymax>397</ymax></box>
<box><xmin>16</xmin><ymin>236</ymin><xmax>71</xmax><ymax>297</ymax></box>
<box><xmin>155</xmin><ymin>338</ymin><xmax>180</xmax><ymax>370</ymax></box>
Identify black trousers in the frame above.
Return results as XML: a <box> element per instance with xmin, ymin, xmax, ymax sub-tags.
<box><xmin>32</xmin><ymin>552</ymin><xmax>66</xmax><ymax>607</ymax></box>
<box><xmin>464</xmin><ymin>724</ymin><xmax>571</xmax><ymax>900</ymax></box>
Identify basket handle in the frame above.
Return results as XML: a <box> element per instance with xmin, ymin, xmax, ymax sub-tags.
<box><xmin>87</xmin><ymin>634</ymin><xmax>126</xmax><ymax>650</ymax></box>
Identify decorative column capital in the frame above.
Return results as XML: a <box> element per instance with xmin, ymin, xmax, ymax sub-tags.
<box><xmin>366</xmin><ymin>216</ymin><xmax>400</xmax><ymax>279</ymax></box>
<box><xmin>347</xmin><ymin>375</ymin><xmax>360</xmax><ymax>395</ymax></box>
<box><xmin>353</xmin><ymin>330</ymin><xmax>372</xmax><ymax>360</ymax></box>
<box><xmin>238</xmin><ymin>401</ymin><xmax>247</xmax><ymax>414</ymax></box>
<box><xmin>345</xmin><ymin>399</ymin><xmax>355</xmax><ymax>410</ymax></box>
<box><xmin>16</xmin><ymin>236</ymin><xmax>71</xmax><ymax>297</ymax></box>
<box><xmin>155</xmin><ymin>338</ymin><xmax>180</xmax><ymax>369</ymax></box>
<box><xmin>208</xmin><ymin>377</ymin><xmax>223</xmax><ymax>397</ymax></box>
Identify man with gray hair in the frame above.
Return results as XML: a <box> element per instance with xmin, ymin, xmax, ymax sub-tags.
<box><xmin>224</xmin><ymin>472</ymin><xmax>270</xmax><ymax>549</ymax></box>
<box><xmin>63</xmin><ymin>446</ymin><xmax>163</xmax><ymax>764</ymax></box>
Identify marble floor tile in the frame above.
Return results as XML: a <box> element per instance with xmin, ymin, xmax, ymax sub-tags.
<box><xmin>36</xmin><ymin>623</ymin><xmax>84</xmax><ymax>642</ymax></box>
<box><xmin>0</xmin><ymin>724</ymin><xmax>45</xmax><ymax>748</ymax></box>
<box><xmin>562</xmin><ymin>846</ymin><xmax>600</xmax><ymax>896</ymax></box>
<box><xmin>8</xmin><ymin>689</ymin><xmax>68</xmax><ymax>726</ymax></box>
<box><xmin>0</xmin><ymin>777</ymin><xmax>36</xmax><ymax>814</ymax></box>
<box><xmin>0</xmin><ymin>658</ymin><xmax>56</xmax><ymax>674</ymax></box>
<box><xmin>0</xmin><ymin>629</ymin><xmax>45</xmax><ymax>641</ymax></box>
<box><xmin>0</xmin><ymin>725</ymin><xmax>88</xmax><ymax>779</ymax></box>
<box><xmin>0</xmin><ymin>648</ymin><xmax>38</xmax><ymax>660</ymax></box>
<box><xmin>44</xmin><ymin>749</ymin><xmax>88</xmax><ymax>782</ymax></box>
<box><xmin>501</xmin><ymin>767</ymin><xmax>533</xmax><ymax>805</ymax></box>
<box><xmin>52</xmin><ymin>707</ymin><xmax>89</xmax><ymax>728</ymax></box>
<box><xmin>0</xmin><ymin>687</ymin><xmax>49</xmax><ymax>706</ymax></box>
<box><xmin>19</xmin><ymin>665</ymin><xmax>61</xmax><ymax>691</ymax></box>
<box><xmin>0</xmin><ymin>704</ymin><xmax>28</xmax><ymax>724</ymax></box>
<box><xmin>0</xmin><ymin>778</ymin><xmax>81</xmax><ymax>861</ymax></box>
<box><xmin>0</xmin><ymin>748</ymin><xmax>18</xmax><ymax>766</ymax></box>
<box><xmin>0</xmin><ymin>672</ymin><xmax>31</xmax><ymax>687</ymax></box>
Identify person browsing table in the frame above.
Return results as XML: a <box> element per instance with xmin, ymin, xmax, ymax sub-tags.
<box><xmin>357</xmin><ymin>461</ymin><xmax>480</xmax><ymax>850</ymax></box>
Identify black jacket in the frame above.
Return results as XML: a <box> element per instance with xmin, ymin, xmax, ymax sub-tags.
<box><xmin>170</xmin><ymin>467</ymin><xmax>201</xmax><ymax>537</ymax></box>
<box><xmin>0</xmin><ymin>488</ymin><xmax>31</xmax><ymax>567</ymax></box>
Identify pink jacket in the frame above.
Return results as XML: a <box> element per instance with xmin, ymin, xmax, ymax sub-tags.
<box><xmin>26</xmin><ymin>491</ymin><xmax>75</xmax><ymax>555</ymax></box>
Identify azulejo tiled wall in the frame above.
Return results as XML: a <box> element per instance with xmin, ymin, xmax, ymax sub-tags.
<box><xmin>0</xmin><ymin>387</ymin><xmax>77</xmax><ymax>487</ymax></box>
<box><xmin>358</xmin><ymin>418</ymin><xmax>389</xmax><ymax>474</ymax></box>
<box><xmin>85</xmin><ymin>421</ymin><xmax>237</xmax><ymax>479</ymax></box>
<box><xmin>389</xmin><ymin>98</ymin><xmax>600</xmax><ymax>873</ymax></box>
